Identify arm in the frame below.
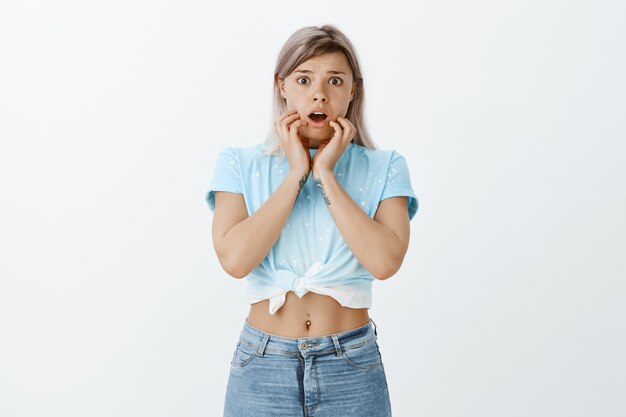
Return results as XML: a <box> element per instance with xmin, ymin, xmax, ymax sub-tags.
<box><xmin>211</xmin><ymin>171</ymin><xmax>307</xmax><ymax>279</ymax></box>
<box><xmin>313</xmin><ymin>170</ymin><xmax>410</xmax><ymax>280</ymax></box>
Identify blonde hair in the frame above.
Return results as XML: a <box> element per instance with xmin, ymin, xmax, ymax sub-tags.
<box><xmin>262</xmin><ymin>24</ymin><xmax>377</xmax><ymax>156</ymax></box>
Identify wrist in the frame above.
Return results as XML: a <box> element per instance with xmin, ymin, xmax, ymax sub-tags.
<box><xmin>312</xmin><ymin>168</ymin><xmax>335</xmax><ymax>182</ymax></box>
<box><xmin>287</xmin><ymin>169</ymin><xmax>310</xmax><ymax>192</ymax></box>
<box><xmin>288</xmin><ymin>167</ymin><xmax>310</xmax><ymax>179</ymax></box>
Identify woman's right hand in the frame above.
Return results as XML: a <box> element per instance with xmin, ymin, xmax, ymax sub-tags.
<box><xmin>274</xmin><ymin>110</ymin><xmax>311</xmax><ymax>178</ymax></box>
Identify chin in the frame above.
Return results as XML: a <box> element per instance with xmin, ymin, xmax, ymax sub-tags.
<box><xmin>303</xmin><ymin>126</ymin><xmax>333</xmax><ymax>140</ymax></box>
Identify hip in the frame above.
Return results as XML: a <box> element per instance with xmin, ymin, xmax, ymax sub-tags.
<box><xmin>224</xmin><ymin>317</ymin><xmax>391</xmax><ymax>416</ymax></box>
<box><xmin>247</xmin><ymin>290</ymin><xmax>370</xmax><ymax>338</ymax></box>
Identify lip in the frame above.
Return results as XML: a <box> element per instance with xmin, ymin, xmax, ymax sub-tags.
<box><xmin>307</xmin><ymin>110</ymin><xmax>330</xmax><ymax>128</ymax></box>
<box><xmin>307</xmin><ymin>115</ymin><xmax>329</xmax><ymax>128</ymax></box>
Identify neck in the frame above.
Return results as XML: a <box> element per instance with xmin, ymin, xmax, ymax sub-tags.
<box><xmin>307</xmin><ymin>139</ymin><xmax>321</xmax><ymax>149</ymax></box>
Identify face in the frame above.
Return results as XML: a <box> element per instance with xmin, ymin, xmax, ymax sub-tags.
<box><xmin>279</xmin><ymin>52</ymin><xmax>355</xmax><ymax>145</ymax></box>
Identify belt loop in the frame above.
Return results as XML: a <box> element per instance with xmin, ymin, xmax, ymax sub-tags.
<box><xmin>331</xmin><ymin>334</ymin><xmax>342</xmax><ymax>356</ymax></box>
<box><xmin>370</xmin><ymin>318</ymin><xmax>378</xmax><ymax>336</ymax></box>
<box><xmin>257</xmin><ymin>334</ymin><xmax>270</xmax><ymax>356</ymax></box>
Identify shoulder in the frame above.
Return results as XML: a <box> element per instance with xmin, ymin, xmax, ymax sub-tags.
<box><xmin>215</xmin><ymin>142</ymin><xmax>273</xmax><ymax>163</ymax></box>
<box><xmin>347</xmin><ymin>142</ymin><xmax>405</xmax><ymax>166</ymax></box>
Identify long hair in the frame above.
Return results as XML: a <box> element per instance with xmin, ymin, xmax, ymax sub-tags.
<box><xmin>262</xmin><ymin>25</ymin><xmax>377</xmax><ymax>156</ymax></box>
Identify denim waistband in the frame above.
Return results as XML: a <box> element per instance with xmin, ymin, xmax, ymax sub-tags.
<box><xmin>239</xmin><ymin>318</ymin><xmax>379</xmax><ymax>357</ymax></box>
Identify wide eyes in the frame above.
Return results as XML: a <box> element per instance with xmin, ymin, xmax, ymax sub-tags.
<box><xmin>296</xmin><ymin>77</ymin><xmax>343</xmax><ymax>86</ymax></box>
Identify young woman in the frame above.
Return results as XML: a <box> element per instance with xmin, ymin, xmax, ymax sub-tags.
<box><xmin>206</xmin><ymin>24</ymin><xmax>418</xmax><ymax>417</ymax></box>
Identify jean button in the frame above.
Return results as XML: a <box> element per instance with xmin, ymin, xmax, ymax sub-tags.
<box><xmin>301</xmin><ymin>342</ymin><xmax>308</xmax><ymax>349</ymax></box>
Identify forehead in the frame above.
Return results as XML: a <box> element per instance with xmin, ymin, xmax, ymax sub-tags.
<box><xmin>294</xmin><ymin>52</ymin><xmax>352</xmax><ymax>74</ymax></box>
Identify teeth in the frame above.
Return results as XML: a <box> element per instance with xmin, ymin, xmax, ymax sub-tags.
<box><xmin>312</xmin><ymin>112</ymin><xmax>325</xmax><ymax>116</ymax></box>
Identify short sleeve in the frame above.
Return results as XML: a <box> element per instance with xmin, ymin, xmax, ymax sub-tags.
<box><xmin>379</xmin><ymin>151</ymin><xmax>419</xmax><ymax>220</ymax></box>
<box><xmin>205</xmin><ymin>147</ymin><xmax>243</xmax><ymax>212</ymax></box>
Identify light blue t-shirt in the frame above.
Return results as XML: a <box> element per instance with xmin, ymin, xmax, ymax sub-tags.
<box><xmin>206</xmin><ymin>141</ymin><xmax>418</xmax><ymax>314</ymax></box>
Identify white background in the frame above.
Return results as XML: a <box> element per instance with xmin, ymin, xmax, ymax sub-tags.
<box><xmin>1</xmin><ymin>1</ymin><xmax>625</xmax><ymax>416</ymax></box>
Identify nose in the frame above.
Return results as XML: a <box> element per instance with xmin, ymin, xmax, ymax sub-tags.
<box><xmin>312</xmin><ymin>84</ymin><xmax>328</xmax><ymax>103</ymax></box>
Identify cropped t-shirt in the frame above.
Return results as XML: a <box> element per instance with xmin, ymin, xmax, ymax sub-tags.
<box><xmin>205</xmin><ymin>141</ymin><xmax>418</xmax><ymax>315</ymax></box>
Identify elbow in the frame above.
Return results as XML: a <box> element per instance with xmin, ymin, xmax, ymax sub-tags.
<box><xmin>371</xmin><ymin>254</ymin><xmax>404</xmax><ymax>280</ymax></box>
<box><xmin>213</xmin><ymin>234</ymin><xmax>253</xmax><ymax>279</ymax></box>
<box><xmin>373</xmin><ymin>241</ymin><xmax>409</xmax><ymax>280</ymax></box>
<box><xmin>372</xmin><ymin>266</ymin><xmax>398</xmax><ymax>280</ymax></box>
<box><xmin>217</xmin><ymin>253</ymin><xmax>250</xmax><ymax>279</ymax></box>
<box><xmin>223</xmin><ymin>264</ymin><xmax>249</xmax><ymax>279</ymax></box>
<box><xmin>225</xmin><ymin>266</ymin><xmax>248</xmax><ymax>279</ymax></box>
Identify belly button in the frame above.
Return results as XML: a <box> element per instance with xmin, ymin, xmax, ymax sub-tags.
<box><xmin>306</xmin><ymin>320</ymin><xmax>311</xmax><ymax>329</ymax></box>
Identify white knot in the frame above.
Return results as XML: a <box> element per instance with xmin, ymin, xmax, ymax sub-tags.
<box><xmin>295</xmin><ymin>277</ymin><xmax>306</xmax><ymax>292</ymax></box>
<box><xmin>294</xmin><ymin>261</ymin><xmax>324</xmax><ymax>293</ymax></box>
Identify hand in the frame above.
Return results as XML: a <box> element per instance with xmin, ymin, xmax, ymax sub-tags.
<box><xmin>311</xmin><ymin>116</ymin><xmax>357</xmax><ymax>178</ymax></box>
<box><xmin>274</xmin><ymin>110</ymin><xmax>311</xmax><ymax>178</ymax></box>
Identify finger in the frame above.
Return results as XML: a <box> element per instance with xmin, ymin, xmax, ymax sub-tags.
<box><xmin>285</xmin><ymin>113</ymin><xmax>308</xmax><ymax>131</ymax></box>
<box><xmin>287</xmin><ymin>119</ymin><xmax>307</xmax><ymax>143</ymax></box>
<box><xmin>337</xmin><ymin>116</ymin><xmax>355</xmax><ymax>132</ymax></box>
<box><xmin>279</xmin><ymin>112</ymin><xmax>301</xmax><ymax>127</ymax></box>
<box><xmin>328</xmin><ymin>125</ymin><xmax>342</xmax><ymax>145</ymax></box>
<box><xmin>277</xmin><ymin>118</ymin><xmax>292</xmax><ymax>141</ymax></box>
<box><xmin>274</xmin><ymin>110</ymin><xmax>295</xmax><ymax>126</ymax></box>
<box><xmin>292</xmin><ymin>117</ymin><xmax>307</xmax><ymax>127</ymax></box>
<box><xmin>278</xmin><ymin>109</ymin><xmax>298</xmax><ymax>122</ymax></box>
<box><xmin>289</xmin><ymin>119</ymin><xmax>304</xmax><ymax>136</ymax></box>
<box><xmin>275</xmin><ymin>111</ymin><xmax>299</xmax><ymax>131</ymax></box>
<box><xmin>329</xmin><ymin>120</ymin><xmax>342</xmax><ymax>136</ymax></box>
<box><xmin>277</xmin><ymin>113</ymin><xmax>302</xmax><ymax>139</ymax></box>
<box><xmin>336</xmin><ymin>117</ymin><xmax>355</xmax><ymax>142</ymax></box>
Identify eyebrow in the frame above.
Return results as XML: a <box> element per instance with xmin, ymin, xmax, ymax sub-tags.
<box><xmin>293</xmin><ymin>69</ymin><xmax>347</xmax><ymax>75</ymax></box>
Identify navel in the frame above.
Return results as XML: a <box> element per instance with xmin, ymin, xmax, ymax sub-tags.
<box><xmin>305</xmin><ymin>313</ymin><xmax>311</xmax><ymax>330</ymax></box>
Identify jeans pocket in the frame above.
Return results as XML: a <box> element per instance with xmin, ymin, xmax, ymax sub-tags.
<box><xmin>230</xmin><ymin>340</ymin><xmax>259</xmax><ymax>368</ymax></box>
<box><xmin>340</xmin><ymin>339</ymin><xmax>384</xmax><ymax>369</ymax></box>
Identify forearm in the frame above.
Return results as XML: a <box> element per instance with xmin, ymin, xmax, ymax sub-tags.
<box><xmin>222</xmin><ymin>170</ymin><xmax>307</xmax><ymax>277</ymax></box>
<box><xmin>313</xmin><ymin>170</ymin><xmax>405</xmax><ymax>279</ymax></box>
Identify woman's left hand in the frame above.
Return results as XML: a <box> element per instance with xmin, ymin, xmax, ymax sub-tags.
<box><xmin>311</xmin><ymin>116</ymin><xmax>357</xmax><ymax>178</ymax></box>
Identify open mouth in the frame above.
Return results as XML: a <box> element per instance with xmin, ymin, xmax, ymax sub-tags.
<box><xmin>308</xmin><ymin>111</ymin><xmax>328</xmax><ymax>127</ymax></box>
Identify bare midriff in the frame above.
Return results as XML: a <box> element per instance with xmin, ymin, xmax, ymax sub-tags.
<box><xmin>246</xmin><ymin>290</ymin><xmax>370</xmax><ymax>338</ymax></box>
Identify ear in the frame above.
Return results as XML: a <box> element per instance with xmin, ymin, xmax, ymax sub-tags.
<box><xmin>278</xmin><ymin>77</ymin><xmax>286</xmax><ymax>98</ymax></box>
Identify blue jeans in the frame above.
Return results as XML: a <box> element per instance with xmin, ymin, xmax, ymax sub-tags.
<box><xmin>223</xmin><ymin>318</ymin><xmax>392</xmax><ymax>417</ymax></box>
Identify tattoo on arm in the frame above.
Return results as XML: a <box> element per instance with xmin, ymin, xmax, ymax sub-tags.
<box><xmin>297</xmin><ymin>172</ymin><xmax>308</xmax><ymax>194</ymax></box>
<box><xmin>314</xmin><ymin>178</ymin><xmax>331</xmax><ymax>206</ymax></box>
